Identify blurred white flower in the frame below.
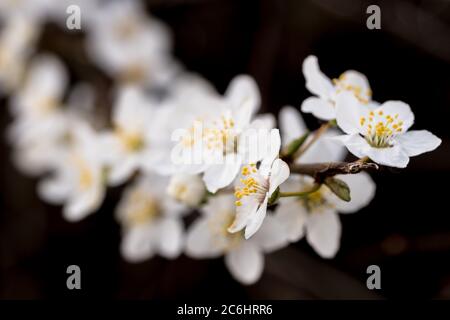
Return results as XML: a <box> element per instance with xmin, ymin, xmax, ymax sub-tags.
<box><xmin>10</xmin><ymin>54</ymin><xmax>68</xmax><ymax>119</ymax></box>
<box><xmin>117</xmin><ymin>174</ymin><xmax>185</xmax><ymax>262</ymax></box>
<box><xmin>279</xmin><ymin>106</ymin><xmax>347</xmax><ymax>164</ymax></box>
<box><xmin>186</xmin><ymin>194</ymin><xmax>288</xmax><ymax>285</ymax></box>
<box><xmin>0</xmin><ymin>15</ymin><xmax>39</xmax><ymax>94</ymax></box>
<box><xmin>301</xmin><ymin>55</ymin><xmax>376</xmax><ymax>120</ymax></box>
<box><xmin>334</xmin><ymin>92</ymin><xmax>442</xmax><ymax>168</ymax></box>
<box><xmin>0</xmin><ymin>0</ymin><xmax>51</xmax><ymax>21</ymax></box>
<box><xmin>228</xmin><ymin>129</ymin><xmax>290</xmax><ymax>239</ymax></box>
<box><xmin>86</xmin><ymin>0</ymin><xmax>178</xmax><ymax>87</ymax></box>
<box><xmin>173</xmin><ymin>75</ymin><xmax>275</xmax><ymax>193</ymax></box>
<box><xmin>100</xmin><ymin>86</ymin><xmax>171</xmax><ymax>186</ymax></box>
<box><xmin>7</xmin><ymin>54</ymin><xmax>71</xmax><ymax>175</ymax></box>
<box><xmin>38</xmin><ymin>122</ymin><xmax>106</xmax><ymax>222</ymax></box>
<box><xmin>275</xmin><ymin>173</ymin><xmax>375</xmax><ymax>258</ymax></box>
<box><xmin>167</xmin><ymin>173</ymin><xmax>206</xmax><ymax>207</ymax></box>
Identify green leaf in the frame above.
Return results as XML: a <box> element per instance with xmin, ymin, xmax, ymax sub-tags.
<box><xmin>324</xmin><ymin>177</ymin><xmax>351</xmax><ymax>202</ymax></box>
<box><xmin>282</xmin><ymin>132</ymin><xmax>309</xmax><ymax>159</ymax></box>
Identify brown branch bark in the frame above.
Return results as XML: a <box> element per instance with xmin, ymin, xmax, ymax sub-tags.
<box><xmin>290</xmin><ymin>158</ymin><xmax>379</xmax><ymax>181</ymax></box>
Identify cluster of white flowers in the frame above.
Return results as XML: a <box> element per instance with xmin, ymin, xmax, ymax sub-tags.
<box><xmin>2</xmin><ymin>0</ymin><xmax>441</xmax><ymax>285</ymax></box>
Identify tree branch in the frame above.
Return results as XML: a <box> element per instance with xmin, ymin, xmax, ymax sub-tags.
<box><xmin>290</xmin><ymin>157</ymin><xmax>379</xmax><ymax>181</ymax></box>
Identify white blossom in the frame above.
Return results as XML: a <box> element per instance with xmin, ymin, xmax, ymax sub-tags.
<box><xmin>186</xmin><ymin>194</ymin><xmax>288</xmax><ymax>284</ymax></box>
<box><xmin>167</xmin><ymin>173</ymin><xmax>206</xmax><ymax>207</ymax></box>
<box><xmin>38</xmin><ymin>122</ymin><xmax>106</xmax><ymax>222</ymax></box>
<box><xmin>228</xmin><ymin>129</ymin><xmax>290</xmax><ymax>239</ymax></box>
<box><xmin>301</xmin><ymin>55</ymin><xmax>376</xmax><ymax>120</ymax></box>
<box><xmin>334</xmin><ymin>92</ymin><xmax>442</xmax><ymax>168</ymax></box>
<box><xmin>86</xmin><ymin>0</ymin><xmax>178</xmax><ymax>87</ymax></box>
<box><xmin>100</xmin><ymin>85</ymin><xmax>172</xmax><ymax>186</ymax></box>
<box><xmin>117</xmin><ymin>174</ymin><xmax>185</xmax><ymax>262</ymax></box>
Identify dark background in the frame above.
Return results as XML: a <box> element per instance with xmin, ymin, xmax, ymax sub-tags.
<box><xmin>1</xmin><ymin>0</ymin><xmax>450</xmax><ymax>299</ymax></box>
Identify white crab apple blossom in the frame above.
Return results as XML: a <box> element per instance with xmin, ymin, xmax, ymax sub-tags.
<box><xmin>172</xmin><ymin>75</ymin><xmax>276</xmax><ymax>193</ymax></box>
<box><xmin>38</xmin><ymin>122</ymin><xmax>106</xmax><ymax>222</ymax></box>
<box><xmin>167</xmin><ymin>173</ymin><xmax>206</xmax><ymax>207</ymax></box>
<box><xmin>275</xmin><ymin>173</ymin><xmax>375</xmax><ymax>258</ymax></box>
<box><xmin>228</xmin><ymin>129</ymin><xmax>290</xmax><ymax>239</ymax></box>
<box><xmin>86</xmin><ymin>0</ymin><xmax>177</xmax><ymax>87</ymax></box>
<box><xmin>334</xmin><ymin>92</ymin><xmax>442</xmax><ymax>168</ymax></box>
<box><xmin>301</xmin><ymin>55</ymin><xmax>376</xmax><ymax>120</ymax></box>
<box><xmin>186</xmin><ymin>194</ymin><xmax>288</xmax><ymax>285</ymax></box>
<box><xmin>117</xmin><ymin>174</ymin><xmax>185</xmax><ymax>262</ymax></box>
<box><xmin>100</xmin><ymin>85</ymin><xmax>171</xmax><ymax>186</ymax></box>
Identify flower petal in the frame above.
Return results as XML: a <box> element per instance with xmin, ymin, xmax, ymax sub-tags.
<box><xmin>244</xmin><ymin>195</ymin><xmax>269</xmax><ymax>239</ymax></box>
<box><xmin>379</xmin><ymin>101</ymin><xmax>414</xmax><ymax>132</ymax></box>
<box><xmin>302</xmin><ymin>55</ymin><xmax>334</xmax><ymax>99</ymax></box>
<box><xmin>306</xmin><ymin>209</ymin><xmax>341</xmax><ymax>259</ymax></box>
<box><xmin>226</xmin><ymin>75</ymin><xmax>260</xmax><ymax>130</ymax></box>
<box><xmin>335</xmin><ymin>91</ymin><xmax>364</xmax><ymax>135</ymax></box>
<box><xmin>120</xmin><ymin>224</ymin><xmax>155</xmax><ymax>263</ymax></box>
<box><xmin>396</xmin><ymin>130</ymin><xmax>441</xmax><ymax>157</ymax></box>
<box><xmin>274</xmin><ymin>198</ymin><xmax>308</xmax><ymax>242</ymax></box>
<box><xmin>251</xmin><ymin>215</ymin><xmax>289</xmax><ymax>253</ymax></box>
<box><xmin>203</xmin><ymin>154</ymin><xmax>242</xmax><ymax>193</ymax></box>
<box><xmin>225</xmin><ymin>241</ymin><xmax>264</xmax><ymax>285</ymax></box>
<box><xmin>185</xmin><ymin>216</ymin><xmax>225</xmax><ymax>258</ymax></box>
<box><xmin>332</xmin><ymin>134</ymin><xmax>369</xmax><ymax>159</ymax></box>
<box><xmin>268</xmin><ymin>159</ymin><xmax>290</xmax><ymax>196</ymax></box>
<box><xmin>279</xmin><ymin>106</ymin><xmax>308</xmax><ymax>147</ymax></box>
<box><xmin>332</xmin><ymin>172</ymin><xmax>376</xmax><ymax>213</ymax></box>
<box><xmin>365</xmin><ymin>144</ymin><xmax>410</xmax><ymax>168</ymax></box>
<box><xmin>301</xmin><ymin>97</ymin><xmax>335</xmax><ymax>121</ymax></box>
<box><xmin>157</xmin><ymin>217</ymin><xmax>184</xmax><ymax>259</ymax></box>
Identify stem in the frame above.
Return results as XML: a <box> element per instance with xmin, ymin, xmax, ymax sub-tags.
<box><xmin>279</xmin><ymin>184</ymin><xmax>321</xmax><ymax>198</ymax></box>
<box><xmin>290</xmin><ymin>157</ymin><xmax>378</xmax><ymax>182</ymax></box>
<box><xmin>295</xmin><ymin>121</ymin><xmax>332</xmax><ymax>159</ymax></box>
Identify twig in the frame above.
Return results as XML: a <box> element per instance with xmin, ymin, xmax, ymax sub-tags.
<box><xmin>290</xmin><ymin>156</ymin><xmax>378</xmax><ymax>182</ymax></box>
<box><xmin>295</xmin><ymin>121</ymin><xmax>331</xmax><ymax>159</ymax></box>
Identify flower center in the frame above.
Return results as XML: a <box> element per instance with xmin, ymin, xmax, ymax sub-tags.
<box><xmin>182</xmin><ymin>114</ymin><xmax>238</xmax><ymax>155</ymax></box>
<box><xmin>71</xmin><ymin>155</ymin><xmax>94</xmax><ymax>191</ymax></box>
<box><xmin>359</xmin><ymin>111</ymin><xmax>404</xmax><ymax>148</ymax></box>
<box><xmin>299</xmin><ymin>186</ymin><xmax>334</xmax><ymax>213</ymax></box>
<box><xmin>125</xmin><ymin>190</ymin><xmax>160</xmax><ymax>227</ymax></box>
<box><xmin>116</xmin><ymin>127</ymin><xmax>145</xmax><ymax>152</ymax></box>
<box><xmin>35</xmin><ymin>96</ymin><xmax>58</xmax><ymax>114</ymax></box>
<box><xmin>333</xmin><ymin>73</ymin><xmax>371</xmax><ymax>104</ymax></box>
<box><xmin>234</xmin><ymin>164</ymin><xmax>268</xmax><ymax>207</ymax></box>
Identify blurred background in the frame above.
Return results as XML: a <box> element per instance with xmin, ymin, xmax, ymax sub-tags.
<box><xmin>1</xmin><ymin>0</ymin><xmax>450</xmax><ymax>299</ymax></box>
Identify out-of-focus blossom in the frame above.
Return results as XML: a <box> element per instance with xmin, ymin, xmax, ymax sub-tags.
<box><xmin>334</xmin><ymin>92</ymin><xmax>442</xmax><ymax>168</ymax></box>
<box><xmin>167</xmin><ymin>173</ymin><xmax>206</xmax><ymax>207</ymax></box>
<box><xmin>116</xmin><ymin>174</ymin><xmax>185</xmax><ymax>262</ymax></box>
<box><xmin>100</xmin><ymin>86</ymin><xmax>172</xmax><ymax>186</ymax></box>
<box><xmin>8</xmin><ymin>54</ymin><xmax>69</xmax><ymax>175</ymax></box>
<box><xmin>279</xmin><ymin>106</ymin><xmax>347</xmax><ymax>163</ymax></box>
<box><xmin>275</xmin><ymin>173</ymin><xmax>375</xmax><ymax>258</ymax></box>
<box><xmin>172</xmin><ymin>75</ymin><xmax>275</xmax><ymax>193</ymax></box>
<box><xmin>301</xmin><ymin>55</ymin><xmax>376</xmax><ymax>120</ymax></box>
<box><xmin>0</xmin><ymin>16</ymin><xmax>39</xmax><ymax>94</ymax></box>
<box><xmin>228</xmin><ymin>129</ymin><xmax>290</xmax><ymax>239</ymax></box>
<box><xmin>186</xmin><ymin>194</ymin><xmax>288</xmax><ymax>285</ymax></box>
<box><xmin>38</xmin><ymin>122</ymin><xmax>106</xmax><ymax>222</ymax></box>
<box><xmin>0</xmin><ymin>0</ymin><xmax>51</xmax><ymax>21</ymax></box>
<box><xmin>86</xmin><ymin>0</ymin><xmax>178</xmax><ymax>87</ymax></box>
